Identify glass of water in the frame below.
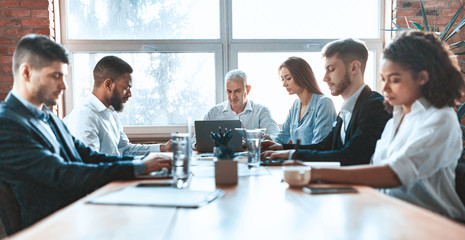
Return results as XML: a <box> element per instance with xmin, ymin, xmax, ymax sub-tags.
<box><xmin>171</xmin><ymin>133</ymin><xmax>191</xmax><ymax>188</ymax></box>
<box><xmin>246</xmin><ymin>129</ymin><xmax>262</xmax><ymax>169</ymax></box>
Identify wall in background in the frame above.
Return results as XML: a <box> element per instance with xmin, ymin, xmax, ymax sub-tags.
<box><xmin>392</xmin><ymin>0</ymin><xmax>464</xmax><ymax>44</ymax></box>
<box><xmin>0</xmin><ymin>0</ymin><xmax>55</xmax><ymax>101</ymax></box>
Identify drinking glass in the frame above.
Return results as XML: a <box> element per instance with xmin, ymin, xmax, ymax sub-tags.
<box><xmin>171</xmin><ymin>133</ymin><xmax>191</xmax><ymax>188</ymax></box>
<box><xmin>245</xmin><ymin>129</ymin><xmax>262</xmax><ymax>169</ymax></box>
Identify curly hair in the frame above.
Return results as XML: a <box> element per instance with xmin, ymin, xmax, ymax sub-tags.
<box><xmin>278</xmin><ymin>56</ymin><xmax>323</xmax><ymax>95</ymax></box>
<box><xmin>383</xmin><ymin>31</ymin><xmax>464</xmax><ymax>109</ymax></box>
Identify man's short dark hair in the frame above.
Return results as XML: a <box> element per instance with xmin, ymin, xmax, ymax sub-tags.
<box><xmin>93</xmin><ymin>56</ymin><xmax>133</xmax><ymax>87</ymax></box>
<box><xmin>13</xmin><ymin>34</ymin><xmax>69</xmax><ymax>78</ymax></box>
<box><xmin>322</xmin><ymin>38</ymin><xmax>368</xmax><ymax>74</ymax></box>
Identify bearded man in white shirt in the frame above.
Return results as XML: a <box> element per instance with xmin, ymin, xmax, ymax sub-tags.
<box><xmin>64</xmin><ymin>56</ymin><xmax>171</xmax><ymax>156</ymax></box>
<box><xmin>203</xmin><ymin>69</ymin><xmax>280</xmax><ymax>138</ymax></box>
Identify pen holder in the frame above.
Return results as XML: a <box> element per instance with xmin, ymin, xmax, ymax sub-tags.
<box><xmin>215</xmin><ymin>159</ymin><xmax>238</xmax><ymax>185</ymax></box>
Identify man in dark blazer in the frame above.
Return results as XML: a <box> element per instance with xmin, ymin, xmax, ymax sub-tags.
<box><xmin>262</xmin><ymin>38</ymin><xmax>391</xmax><ymax>166</ymax></box>
<box><xmin>0</xmin><ymin>34</ymin><xmax>172</xmax><ymax>230</ymax></box>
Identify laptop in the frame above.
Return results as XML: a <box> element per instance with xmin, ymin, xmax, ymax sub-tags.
<box><xmin>195</xmin><ymin>120</ymin><xmax>243</xmax><ymax>153</ymax></box>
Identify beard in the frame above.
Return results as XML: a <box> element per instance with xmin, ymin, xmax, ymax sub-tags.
<box><xmin>109</xmin><ymin>93</ymin><xmax>124</xmax><ymax>112</ymax></box>
<box><xmin>331</xmin><ymin>71</ymin><xmax>351</xmax><ymax>96</ymax></box>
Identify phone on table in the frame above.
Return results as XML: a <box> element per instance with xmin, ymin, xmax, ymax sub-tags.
<box><xmin>303</xmin><ymin>186</ymin><xmax>358</xmax><ymax>194</ymax></box>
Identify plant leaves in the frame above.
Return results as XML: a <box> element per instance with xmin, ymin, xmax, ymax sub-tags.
<box><xmin>410</xmin><ymin>21</ymin><xmax>424</xmax><ymax>31</ymax></box>
<box><xmin>445</xmin><ymin>17</ymin><xmax>465</xmax><ymax>42</ymax></box>
<box><xmin>420</xmin><ymin>0</ymin><xmax>430</xmax><ymax>32</ymax></box>
<box><xmin>440</xmin><ymin>4</ymin><xmax>464</xmax><ymax>41</ymax></box>
<box><xmin>392</xmin><ymin>20</ymin><xmax>401</xmax><ymax>29</ymax></box>
<box><xmin>449</xmin><ymin>41</ymin><xmax>465</xmax><ymax>50</ymax></box>
<box><xmin>454</xmin><ymin>50</ymin><xmax>465</xmax><ymax>55</ymax></box>
<box><xmin>449</xmin><ymin>41</ymin><xmax>465</xmax><ymax>49</ymax></box>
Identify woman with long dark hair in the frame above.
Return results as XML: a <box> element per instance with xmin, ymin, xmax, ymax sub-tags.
<box><xmin>264</xmin><ymin>57</ymin><xmax>336</xmax><ymax>148</ymax></box>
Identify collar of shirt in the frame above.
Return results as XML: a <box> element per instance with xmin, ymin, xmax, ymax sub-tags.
<box><xmin>89</xmin><ymin>94</ymin><xmax>115</xmax><ymax>113</ymax></box>
<box><xmin>11</xmin><ymin>91</ymin><xmax>50</xmax><ymax>122</ymax></box>
<box><xmin>222</xmin><ymin>100</ymin><xmax>253</xmax><ymax>115</ymax></box>
<box><xmin>393</xmin><ymin>97</ymin><xmax>429</xmax><ymax>119</ymax></box>
<box><xmin>340</xmin><ymin>84</ymin><xmax>366</xmax><ymax>115</ymax></box>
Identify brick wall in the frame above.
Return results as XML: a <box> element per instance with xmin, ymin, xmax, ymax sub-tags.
<box><xmin>0</xmin><ymin>0</ymin><xmax>54</xmax><ymax>101</ymax></box>
<box><xmin>392</xmin><ymin>0</ymin><xmax>465</xmax><ymax>46</ymax></box>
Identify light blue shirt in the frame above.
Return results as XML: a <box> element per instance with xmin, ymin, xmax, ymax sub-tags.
<box><xmin>64</xmin><ymin>94</ymin><xmax>160</xmax><ymax>156</ymax></box>
<box><xmin>203</xmin><ymin>100</ymin><xmax>280</xmax><ymax>139</ymax></box>
<box><xmin>274</xmin><ymin>94</ymin><xmax>336</xmax><ymax>145</ymax></box>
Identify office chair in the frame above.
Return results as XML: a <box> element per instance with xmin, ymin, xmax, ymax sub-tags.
<box><xmin>0</xmin><ymin>181</ymin><xmax>21</xmax><ymax>236</ymax></box>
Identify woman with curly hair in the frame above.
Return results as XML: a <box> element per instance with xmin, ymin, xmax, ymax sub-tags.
<box><xmin>290</xmin><ymin>31</ymin><xmax>465</xmax><ymax>220</ymax></box>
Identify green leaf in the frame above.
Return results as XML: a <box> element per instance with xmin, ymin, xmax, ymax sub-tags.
<box><xmin>444</xmin><ymin>17</ymin><xmax>465</xmax><ymax>42</ymax></box>
<box><xmin>410</xmin><ymin>21</ymin><xmax>424</xmax><ymax>31</ymax></box>
<box><xmin>420</xmin><ymin>0</ymin><xmax>430</xmax><ymax>32</ymax></box>
<box><xmin>449</xmin><ymin>41</ymin><xmax>465</xmax><ymax>50</ymax></box>
<box><xmin>455</xmin><ymin>51</ymin><xmax>465</xmax><ymax>55</ymax></box>
<box><xmin>440</xmin><ymin>4</ymin><xmax>464</xmax><ymax>41</ymax></box>
<box><xmin>392</xmin><ymin>20</ymin><xmax>401</xmax><ymax>29</ymax></box>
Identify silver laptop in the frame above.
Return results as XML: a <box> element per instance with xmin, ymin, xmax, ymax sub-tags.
<box><xmin>195</xmin><ymin>120</ymin><xmax>243</xmax><ymax>153</ymax></box>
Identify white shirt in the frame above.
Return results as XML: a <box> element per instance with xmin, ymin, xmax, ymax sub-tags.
<box><xmin>372</xmin><ymin>98</ymin><xmax>465</xmax><ymax>220</ymax></box>
<box><xmin>64</xmin><ymin>94</ymin><xmax>161</xmax><ymax>156</ymax></box>
<box><xmin>203</xmin><ymin>100</ymin><xmax>280</xmax><ymax>139</ymax></box>
<box><xmin>339</xmin><ymin>85</ymin><xmax>365</xmax><ymax>145</ymax></box>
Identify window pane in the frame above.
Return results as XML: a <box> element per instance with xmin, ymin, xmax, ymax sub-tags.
<box><xmin>238</xmin><ymin>52</ymin><xmax>374</xmax><ymax>124</ymax></box>
<box><xmin>71</xmin><ymin>53</ymin><xmax>216</xmax><ymax>126</ymax></box>
<box><xmin>233</xmin><ymin>0</ymin><xmax>380</xmax><ymax>39</ymax></box>
<box><xmin>66</xmin><ymin>0</ymin><xmax>219</xmax><ymax>40</ymax></box>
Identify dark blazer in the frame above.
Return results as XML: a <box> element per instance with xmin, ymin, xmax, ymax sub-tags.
<box><xmin>283</xmin><ymin>86</ymin><xmax>391</xmax><ymax>166</ymax></box>
<box><xmin>0</xmin><ymin>93</ymin><xmax>135</xmax><ymax>228</ymax></box>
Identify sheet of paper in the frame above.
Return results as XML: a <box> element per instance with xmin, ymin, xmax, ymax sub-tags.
<box><xmin>87</xmin><ymin>187</ymin><xmax>224</xmax><ymax>208</ymax></box>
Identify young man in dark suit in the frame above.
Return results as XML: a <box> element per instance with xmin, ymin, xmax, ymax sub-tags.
<box><xmin>262</xmin><ymin>38</ymin><xmax>391</xmax><ymax>166</ymax></box>
<box><xmin>0</xmin><ymin>34</ymin><xmax>172</xmax><ymax>230</ymax></box>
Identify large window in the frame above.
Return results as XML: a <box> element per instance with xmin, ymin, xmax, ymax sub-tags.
<box><xmin>61</xmin><ymin>0</ymin><xmax>384</xmax><ymax>137</ymax></box>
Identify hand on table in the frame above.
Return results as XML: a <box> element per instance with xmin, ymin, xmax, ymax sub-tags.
<box><xmin>260</xmin><ymin>150</ymin><xmax>291</xmax><ymax>160</ymax></box>
<box><xmin>142</xmin><ymin>153</ymin><xmax>172</xmax><ymax>174</ymax></box>
<box><xmin>261</xmin><ymin>140</ymin><xmax>283</xmax><ymax>151</ymax></box>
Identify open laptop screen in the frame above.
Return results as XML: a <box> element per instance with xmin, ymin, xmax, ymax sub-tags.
<box><xmin>194</xmin><ymin>120</ymin><xmax>243</xmax><ymax>153</ymax></box>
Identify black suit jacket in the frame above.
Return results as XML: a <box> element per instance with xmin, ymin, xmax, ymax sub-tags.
<box><xmin>0</xmin><ymin>93</ymin><xmax>135</xmax><ymax>228</ymax></box>
<box><xmin>283</xmin><ymin>86</ymin><xmax>391</xmax><ymax>166</ymax></box>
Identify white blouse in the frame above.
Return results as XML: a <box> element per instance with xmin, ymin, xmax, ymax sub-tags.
<box><xmin>372</xmin><ymin>98</ymin><xmax>465</xmax><ymax>220</ymax></box>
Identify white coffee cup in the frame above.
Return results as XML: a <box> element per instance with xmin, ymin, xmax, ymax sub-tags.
<box><xmin>283</xmin><ymin>166</ymin><xmax>311</xmax><ymax>187</ymax></box>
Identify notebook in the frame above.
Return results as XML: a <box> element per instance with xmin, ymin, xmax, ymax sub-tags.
<box><xmin>194</xmin><ymin>120</ymin><xmax>243</xmax><ymax>152</ymax></box>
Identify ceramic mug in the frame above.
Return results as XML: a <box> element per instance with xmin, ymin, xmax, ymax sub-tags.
<box><xmin>283</xmin><ymin>166</ymin><xmax>311</xmax><ymax>187</ymax></box>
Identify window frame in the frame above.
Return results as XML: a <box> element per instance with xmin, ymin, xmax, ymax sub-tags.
<box><xmin>59</xmin><ymin>0</ymin><xmax>386</xmax><ymax>139</ymax></box>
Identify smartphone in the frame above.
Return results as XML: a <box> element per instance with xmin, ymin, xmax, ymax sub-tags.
<box><xmin>136</xmin><ymin>181</ymin><xmax>174</xmax><ymax>187</ymax></box>
<box><xmin>303</xmin><ymin>187</ymin><xmax>358</xmax><ymax>194</ymax></box>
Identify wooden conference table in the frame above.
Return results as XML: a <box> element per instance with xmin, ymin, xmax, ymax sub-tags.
<box><xmin>8</xmin><ymin>165</ymin><xmax>465</xmax><ymax>240</ymax></box>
